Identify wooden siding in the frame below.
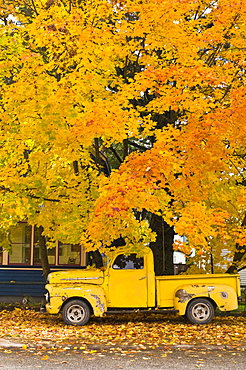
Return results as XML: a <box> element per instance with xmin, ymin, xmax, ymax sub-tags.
<box><xmin>0</xmin><ymin>267</ymin><xmax>46</xmax><ymax>297</ymax></box>
<box><xmin>0</xmin><ymin>266</ymin><xmax>85</xmax><ymax>300</ymax></box>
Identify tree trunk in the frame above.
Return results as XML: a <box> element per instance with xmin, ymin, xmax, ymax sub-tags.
<box><xmin>226</xmin><ymin>245</ymin><xmax>246</xmax><ymax>273</ymax></box>
<box><xmin>149</xmin><ymin>214</ymin><xmax>175</xmax><ymax>275</ymax></box>
<box><xmin>226</xmin><ymin>213</ymin><xmax>246</xmax><ymax>274</ymax></box>
<box><xmin>91</xmin><ymin>250</ymin><xmax>103</xmax><ymax>268</ymax></box>
<box><xmin>37</xmin><ymin>226</ymin><xmax>50</xmax><ymax>281</ymax></box>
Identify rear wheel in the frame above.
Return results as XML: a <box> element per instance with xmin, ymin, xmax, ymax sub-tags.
<box><xmin>62</xmin><ymin>299</ymin><xmax>91</xmax><ymax>326</ymax></box>
<box><xmin>186</xmin><ymin>298</ymin><xmax>215</xmax><ymax>324</ymax></box>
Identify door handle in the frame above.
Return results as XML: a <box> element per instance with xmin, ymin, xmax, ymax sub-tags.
<box><xmin>139</xmin><ymin>276</ymin><xmax>146</xmax><ymax>280</ymax></box>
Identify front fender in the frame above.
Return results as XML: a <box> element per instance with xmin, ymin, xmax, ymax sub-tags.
<box><xmin>174</xmin><ymin>284</ymin><xmax>238</xmax><ymax>315</ymax></box>
<box><xmin>46</xmin><ymin>284</ymin><xmax>107</xmax><ymax>317</ymax></box>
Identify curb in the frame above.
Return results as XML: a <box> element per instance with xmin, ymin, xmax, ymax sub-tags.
<box><xmin>0</xmin><ymin>339</ymin><xmax>24</xmax><ymax>349</ymax></box>
<box><xmin>0</xmin><ymin>339</ymin><xmax>245</xmax><ymax>351</ymax></box>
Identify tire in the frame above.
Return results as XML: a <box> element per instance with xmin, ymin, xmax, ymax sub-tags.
<box><xmin>186</xmin><ymin>298</ymin><xmax>215</xmax><ymax>325</ymax></box>
<box><xmin>62</xmin><ymin>299</ymin><xmax>91</xmax><ymax>326</ymax></box>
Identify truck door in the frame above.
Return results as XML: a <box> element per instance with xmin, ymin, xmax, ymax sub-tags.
<box><xmin>107</xmin><ymin>253</ymin><xmax>148</xmax><ymax>308</ymax></box>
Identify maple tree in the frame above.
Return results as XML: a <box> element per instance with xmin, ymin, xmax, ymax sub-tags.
<box><xmin>0</xmin><ymin>0</ymin><xmax>246</xmax><ymax>275</ymax></box>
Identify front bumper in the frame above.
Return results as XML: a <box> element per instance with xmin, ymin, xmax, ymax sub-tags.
<box><xmin>40</xmin><ymin>305</ymin><xmax>46</xmax><ymax>314</ymax></box>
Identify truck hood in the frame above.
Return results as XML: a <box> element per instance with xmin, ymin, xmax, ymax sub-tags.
<box><xmin>47</xmin><ymin>268</ymin><xmax>104</xmax><ymax>285</ymax></box>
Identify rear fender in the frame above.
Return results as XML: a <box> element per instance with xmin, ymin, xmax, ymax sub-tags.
<box><xmin>174</xmin><ymin>283</ymin><xmax>238</xmax><ymax>315</ymax></box>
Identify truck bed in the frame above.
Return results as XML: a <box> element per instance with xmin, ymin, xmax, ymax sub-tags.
<box><xmin>155</xmin><ymin>273</ymin><xmax>240</xmax><ymax>308</ymax></box>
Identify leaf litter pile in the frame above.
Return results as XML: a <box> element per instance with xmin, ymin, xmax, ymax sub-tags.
<box><xmin>0</xmin><ymin>308</ymin><xmax>245</xmax><ymax>352</ymax></box>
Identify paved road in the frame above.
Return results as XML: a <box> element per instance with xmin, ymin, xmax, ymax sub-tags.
<box><xmin>0</xmin><ymin>345</ymin><xmax>245</xmax><ymax>369</ymax></box>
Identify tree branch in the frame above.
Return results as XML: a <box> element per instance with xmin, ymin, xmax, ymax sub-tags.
<box><xmin>123</xmin><ymin>138</ymin><xmax>129</xmax><ymax>160</ymax></box>
<box><xmin>30</xmin><ymin>0</ymin><xmax>39</xmax><ymax>15</ymax></box>
<box><xmin>0</xmin><ymin>185</ymin><xmax>60</xmax><ymax>203</ymax></box>
<box><xmin>109</xmin><ymin>146</ymin><xmax>123</xmax><ymax>164</ymax></box>
<box><xmin>128</xmin><ymin>140</ymin><xmax>148</xmax><ymax>151</ymax></box>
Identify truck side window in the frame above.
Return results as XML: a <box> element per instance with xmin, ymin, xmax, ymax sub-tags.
<box><xmin>112</xmin><ymin>254</ymin><xmax>144</xmax><ymax>270</ymax></box>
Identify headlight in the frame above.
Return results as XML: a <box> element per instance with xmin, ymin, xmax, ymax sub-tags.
<box><xmin>44</xmin><ymin>292</ymin><xmax>50</xmax><ymax>303</ymax></box>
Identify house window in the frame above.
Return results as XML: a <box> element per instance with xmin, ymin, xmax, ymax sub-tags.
<box><xmin>1</xmin><ymin>222</ymin><xmax>85</xmax><ymax>266</ymax></box>
<box><xmin>33</xmin><ymin>227</ymin><xmax>56</xmax><ymax>265</ymax></box>
<box><xmin>58</xmin><ymin>243</ymin><xmax>81</xmax><ymax>265</ymax></box>
<box><xmin>8</xmin><ymin>223</ymin><xmax>31</xmax><ymax>264</ymax></box>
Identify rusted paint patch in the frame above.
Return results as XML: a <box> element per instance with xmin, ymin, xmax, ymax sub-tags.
<box><xmin>91</xmin><ymin>294</ymin><xmax>105</xmax><ymax>314</ymax></box>
<box><xmin>175</xmin><ymin>289</ymin><xmax>195</xmax><ymax>303</ymax></box>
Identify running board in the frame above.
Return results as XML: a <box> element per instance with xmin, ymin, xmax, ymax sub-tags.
<box><xmin>105</xmin><ymin>309</ymin><xmax>178</xmax><ymax>315</ymax></box>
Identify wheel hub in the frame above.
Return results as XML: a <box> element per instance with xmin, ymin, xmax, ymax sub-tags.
<box><xmin>68</xmin><ymin>305</ymin><xmax>84</xmax><ymax>322</ymax></box>
<box><xmin>192</xmin><ymin>303</ymin><xmax>209</xmax><ymax>321</ymax></box>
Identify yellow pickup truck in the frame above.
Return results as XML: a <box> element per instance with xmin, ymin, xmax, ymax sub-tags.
<box><xmin>42</xmin><ymin>247</ymin><xmax>241</xmax><ymax>325</ymax></box>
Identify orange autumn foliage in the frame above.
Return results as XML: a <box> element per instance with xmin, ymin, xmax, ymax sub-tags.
<box><xmin>0</xmin><ymin>0</ymin><xmax>246</xmax><ymax>271</ymax></box>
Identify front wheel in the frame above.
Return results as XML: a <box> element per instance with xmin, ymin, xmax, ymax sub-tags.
<box><xmin>62</xmin><ymin>299</ymin><xmax>91</xmax><ymax>326</ymax></box>
<box><xmin>186</xmin><ymin>298</ymin><xmax>215</xmax><ymax>325</ymax></box>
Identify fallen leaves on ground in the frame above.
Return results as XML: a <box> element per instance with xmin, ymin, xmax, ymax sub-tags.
<box><xmin>0</xmin><ymin>309</ymin><xmax>245</xmax><ymax>350</ymax></box>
